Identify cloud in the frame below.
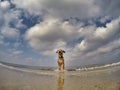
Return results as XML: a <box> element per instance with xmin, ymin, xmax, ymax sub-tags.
<box><xmin>12</xmin><ymin>0</ymin><xmax>44</xmax><ymax>15</ymax></box>
<box><xmin>12</xmin><ymin>50</ymin><xmax>23</xmax><ymax>55</ymax></box>
<box><xmin>75</xmin><ymin>17</ymin><xmax>120</xmax><ymax>52</ymax></box>
<box><xmin>69</xmin><ymin>17</ymin><xmax>120</xmax><ymax>65</ymax></box>
<box><xmin>25</xmin><ymin>16</ymin><xmax>120</xmax><ymax>65</ymax></box>
<box><xmin>1</xmin><ymin>27</ymin><xmax>19</xmax><ymax>39</ymax></box>
<box><xmin>0</xmin><ymin>0</ymin><xmax>26</xmax><ymax>62</ymax></box>
<box><xmin>0</xmin><ymin>35</ymin><xmax>4</xmax><ymax>45</ymax></box>
<box><xmin>96</xmin><ymin>0</ymin><xmax>120</xmax><ymax>18</ymax></box>
<box><xmin>99</xmin><ymin>16</ymin><xmax>111</xmax><ymax>23</ymax></box>
<box><xmin>0</xmin><ymin>50</ymin><xmax>55</xmax><ymax>66</ymax></box>
<box><xmin>0</xmin><ymin>0</ymin><xmax>120</xmax><ymax>66</ymax></box>
<box><xmin>86</xmin><ymin>39</ymin><xmax>120</xmax><ymax>57</ymax></box>
<box><xmin>0</xmin><ymin>0</ymin><xmax>10</xmax><ymax>10</ymax></box>
<box><xmin>0</xmin><ymin>1</ymin><xmax>26</xmax><ymax>40</ymax></box>
<box><xmin>13</xmin><ymin>42</ymin><xmax>22</xmax><ymax>48</ymax></box>
<box><xmin>25</xmin><ymin>17</ymin><xmax>79</xmax><ymax>55</ymax></box>
<box><xmin>12</xmin><ymin>0</ymin><xmax>120</xmax><ymax>20</ymax></box>
<box><xmin>12</xmin><ymin>0</ymin><xmax>100</xmax><ymax>19</ymax></box>
<box><xmin>0</xmin><ymin>40</ymin><xmax>4</xmax><ymax>45</ymax></box>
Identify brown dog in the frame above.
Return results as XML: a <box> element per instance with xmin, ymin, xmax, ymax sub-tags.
<box><xmin>56</xmin><ymin>49</ymin><xmax>65</xmax><ymax>71</ymax></box>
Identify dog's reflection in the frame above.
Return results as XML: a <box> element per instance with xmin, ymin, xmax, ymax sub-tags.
<box><xmin>57</xmin><ymin>72</ymin><xmax>65</xmax><ymax>90</ymax></box>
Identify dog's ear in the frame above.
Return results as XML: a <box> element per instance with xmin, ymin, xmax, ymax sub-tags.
<box><xmin>56</xmin><ymin>50</ymin><xmax>58</xmax><ymax>53</ymax></box>
<box><xmin>62</xmin><ymin>50</ymin><xmax>65</xmax><ymax>53</ymax></box>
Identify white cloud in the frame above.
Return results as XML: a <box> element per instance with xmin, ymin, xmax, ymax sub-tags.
<box><xmin>24</xmin><ymin>15</ymin><xmax>120</xmax><ymax>65</ymax></box>
<box><xmin>12</xmin><ymin>0</ymin><xmax>100</xmax><ymax>19</ymax></box>
<box><xmin>12</xmin><ymin>0</ymin><xmax>43</xmax><ymax>15</ymax></box>
<box><xmin>1</xmin><ymin>27</ymin><xmax>19</xmax><ymax>39</ymax></box>
<box><xmin>0</xmin><ymin>0</ymin><xmax>10</xmax><ymax>10</ymax></box>
<box><xmin>0</xmin><ymin>1</ymin><xmax>25</xmax><ymax>40</ymax></box>
<box><xmin>69</xmin><ymin>17</ymin><xmax>120</xmax><ymax>65</ymax></box>
<box><xmin>25</xmin><ymin>17</ymin><xmax>79</xmax><ymax>55</ymax></box>
<box><xmin>12</xmin><ymin>0</ymin><xmax>120</xmax><ymax>20</ymax></box>
<box><xmin>76</xmin><ymin>17</ymin><xmax>120</xmax><ymax>53</ymax></box>
<box><xmin>94</xmin><ymin>17</ymin><xmax>120</xmax><ymax>40</ymax></box>
<box><xmin>87</xmin><ymin>39</ymin><xmax>120</xmax><ymax>57</ymax></box>
<box><xmin>0</xmin><ymin>0</ymin><xmax>120</xmax><ymax>66</ymax></box>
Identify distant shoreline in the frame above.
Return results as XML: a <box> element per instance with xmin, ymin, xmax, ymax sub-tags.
<box><xmin>0</xmin><ymin>60</ymin><xmax>120</xmax><ymax>72</ymax></box>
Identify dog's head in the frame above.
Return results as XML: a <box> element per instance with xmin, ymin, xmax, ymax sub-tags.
<box><xmin>56</xmin><ymin>49</ymin><xmax>65</xmax><ymax>58</ymax></box>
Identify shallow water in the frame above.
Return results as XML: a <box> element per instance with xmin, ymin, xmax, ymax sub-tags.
<box><xmin>0</xmin><ymin>64</ymin><xmax>120</xmax><ymax>90</ymax></box>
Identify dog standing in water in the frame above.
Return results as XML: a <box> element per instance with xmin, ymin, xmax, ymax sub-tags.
<box><xmin>56</xmin><ymin>49</ymin><xmax>65</xmax><ymax>71</ymax></box>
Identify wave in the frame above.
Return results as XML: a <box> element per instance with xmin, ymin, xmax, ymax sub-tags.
<box><xmin>0</xmin><ymin>62</ymin><xmax>56</xmax><ymax>75</ymax></box>
<box><xmin>0</xmin><ymin>61</ymin><xmax>120</xmax><ymax>73</ymax></box>
<box><xmin>76</xmin><ymin>61</ymin><xmax>120</xmax><ymax>71</ymax></box>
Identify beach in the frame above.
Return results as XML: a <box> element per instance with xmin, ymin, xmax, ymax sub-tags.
<box><xmin>0</xmin><ymin>64</ymin><xmax>120</xmax><ymax>90</ymax></box>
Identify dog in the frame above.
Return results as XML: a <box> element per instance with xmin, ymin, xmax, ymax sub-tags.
<box><xmin>56</xmin><ymin>49</ymin><xmax>65</xmax><ymax>71</ymax></box>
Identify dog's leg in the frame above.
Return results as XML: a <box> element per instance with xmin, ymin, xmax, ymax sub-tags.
<box><xmin>58</xmin><ymin>62</ymin><xmax>61</xmax><ymax>70</ymax></box>
<box><xmin>61</xmin><ymin>63</ymin><xmax>64</xmax><ymax>70</ymax></box>
<box><xmin>59</xmin><ymin>65</ymin><xmax>61</xmax><ymax>70</ymax></box>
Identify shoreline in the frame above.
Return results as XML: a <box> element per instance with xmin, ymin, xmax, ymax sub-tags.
<box><xmin>0</xmin><ymin>64</ymin><xmax>120</xmax><ymax>90</ymax></box>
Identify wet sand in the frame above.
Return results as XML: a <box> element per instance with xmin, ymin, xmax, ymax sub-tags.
<box><xmin>0</xmin><ymin>65</ymin><xmax>120</xmax><ymax>90</ymax></box>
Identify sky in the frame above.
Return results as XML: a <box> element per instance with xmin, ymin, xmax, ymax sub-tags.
<box><xmin>0</xmin><ymin>0</ymin><xmax>120</xmax><ymax>67</ymax></box>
